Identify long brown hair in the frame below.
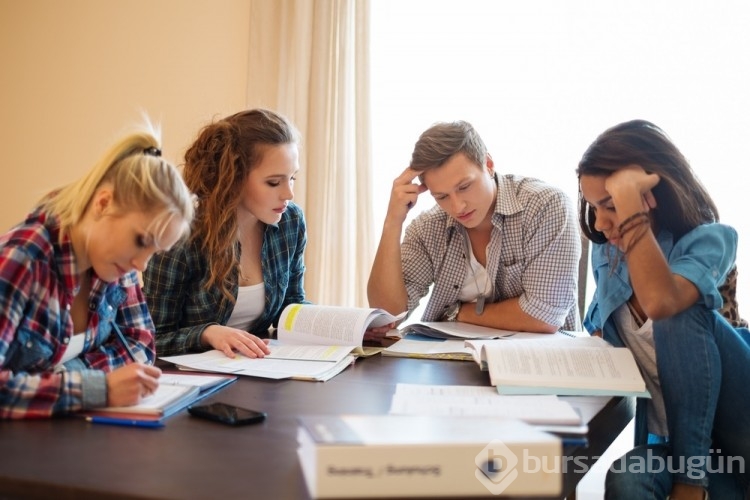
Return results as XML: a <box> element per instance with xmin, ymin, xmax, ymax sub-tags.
<box><xmin>576</xmin><ymin>119</ymin><xmax>718</xmax><ymax>244</ymax></box>
<box><xmin>183</xmin><ymin>109</ymin><xmax>300</xmax><ymax>301</ymax></box>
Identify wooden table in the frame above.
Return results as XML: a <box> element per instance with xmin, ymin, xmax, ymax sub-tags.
<box><xmin>0</xmin><ymin>355</ymin><xmax>634</xmax><ymax>499</ymax></box>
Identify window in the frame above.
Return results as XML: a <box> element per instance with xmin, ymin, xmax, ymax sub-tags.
<box><xmin>371</xmin><ymin>0</ymin><xmax>750</xmax><ymax>308</ymax></box>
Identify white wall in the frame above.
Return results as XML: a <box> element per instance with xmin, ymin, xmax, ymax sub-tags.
<box><xmin>371</xmin><ymin>0</ymin><xmax>750</xmax><ymax>307</ymax></box>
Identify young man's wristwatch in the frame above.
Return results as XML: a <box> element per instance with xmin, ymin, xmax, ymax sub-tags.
<box><xmin>441</xmin><ymin>302</ymin><xmax>461</xmax><ymax>322</ymax></box>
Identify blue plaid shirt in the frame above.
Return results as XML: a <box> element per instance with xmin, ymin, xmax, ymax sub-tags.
<box><xmin>143</xmin><ymin>202</ymin><xmax>308</xmax><ymax>356</ymax></box>
<box><xmin>0</xmin><ymin>208</ymin><xmax>156</xmax><ymax>419</ymax></box>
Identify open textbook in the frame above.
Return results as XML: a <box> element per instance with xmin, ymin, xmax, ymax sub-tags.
<box><xmin>466</xmin><ymin>336</ymin><xmax>650</xmax><ymax>397</ymax></box>
<box><xmin>277</xmin><ymin>303</ymin><xmax>405</xmax><ymax>351</ymax></box>
<box><xmin>160</xmin><ymin>304</ymin><xmax>405</xmax><ymax>382</ymax></box>
<box><xmin>383</xmin><ymin>329</ymin><xmax>586</xmax><ymax>361</ymax></box>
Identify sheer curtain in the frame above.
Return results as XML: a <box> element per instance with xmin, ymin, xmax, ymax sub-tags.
<box><xmin>246</xmin><ymin>0</ymin><xmax>373</xmax><ymax>306</ymax></box>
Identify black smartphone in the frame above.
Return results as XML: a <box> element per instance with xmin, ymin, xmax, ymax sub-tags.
<box><xmin>187</xmin><ymin>402</ymin><xmax>267</xmax><ymax>426</ymax></box>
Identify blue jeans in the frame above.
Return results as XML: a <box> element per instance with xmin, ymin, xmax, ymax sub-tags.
<box><xmin>606</xmin><ymin>444</ymin><xmax>748</xmax><ymax>499</ymax></box>
<box><xmin>605</xmin><ymin>305</ymin><xmax>750</xmax><ymax>497</ymax></box>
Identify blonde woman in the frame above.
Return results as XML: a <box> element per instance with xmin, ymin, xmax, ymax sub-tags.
<box><xmin>0</xmin><ymin>124</ymin><xmax>194</xmax><ymax>419</ymax></box>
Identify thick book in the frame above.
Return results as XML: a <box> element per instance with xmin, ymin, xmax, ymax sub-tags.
<box><xmin>82</xmin><ymin>372</ymin><xmax>237</xmax><ymax>422</ymax></box>
<box><xmin>297</xmin><ymin>414</ymin><xmax>561</xmax><ymax>498</ymax></box>
<box><xmin>469</xmin><ymin>336</ymin><xmax>650</xmax><ymax>397</ymax></box>
<box><xmin>277</xmin><ymin>303</ymin><xmax>404</xmax><ymax>351</ymax></box>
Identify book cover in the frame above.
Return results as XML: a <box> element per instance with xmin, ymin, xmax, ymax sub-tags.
<box><xmin>297</xmin><ymin>414</ymin><xmax>561</xmax><ymax>498</ymax></box>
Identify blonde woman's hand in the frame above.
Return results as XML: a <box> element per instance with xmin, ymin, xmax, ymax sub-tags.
<box><xmin>106</xmin><ymin>363</ymin><xmax>162</xmax><ymax>407</ymax></box>
<box><xmin>202</xmin><ymin>325</ymin><xmax>271</xmax><ymax>359</ymax></box>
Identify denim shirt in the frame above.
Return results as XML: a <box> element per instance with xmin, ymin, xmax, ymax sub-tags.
<box><xmin>583</xmin><ymin>222</ymin><xmax>738</xmax><ymax>442</ymax></box>
<box><xmin>0</xmin><ymin>209</ymin><xmax>156</xmax><ymax>419</ymax></box>
<box><xmin>143</xmin><ymin>202</ymin><xmax>308</xmax><ymax>356</ymax></box>
<box><xmin>584</xmin><ymin>223</ymin><xmax>737</xmax><ymax>338</ymax></box>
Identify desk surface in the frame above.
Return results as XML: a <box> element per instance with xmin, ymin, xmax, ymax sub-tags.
<box><xmin>0</xmin><ymin>355</ymin><xmax>634</xmax><ymax>500</ymax></box>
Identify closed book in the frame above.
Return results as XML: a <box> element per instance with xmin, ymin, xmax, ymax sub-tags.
<box><xmin>297</xmin><ymin>415</ymin><xmax>561</xmax><ymax>498</ymax></box>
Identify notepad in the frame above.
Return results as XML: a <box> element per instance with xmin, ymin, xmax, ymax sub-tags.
<box><xmin>81</xmin><ymin>372</ymin><xmax>237</xmax><ymax>421</ymax></box>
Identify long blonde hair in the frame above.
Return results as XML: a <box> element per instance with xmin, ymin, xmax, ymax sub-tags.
<box><xmin>44</xmin><ymin>123</ymin><xmax>195</xmax><ymax>244</ymax></box>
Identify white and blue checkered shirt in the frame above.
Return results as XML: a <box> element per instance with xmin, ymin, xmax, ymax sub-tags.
<box><xmin>402</xmin><ymin>173</ymin><xmax>581</xmax><ymax>330</ymax></box>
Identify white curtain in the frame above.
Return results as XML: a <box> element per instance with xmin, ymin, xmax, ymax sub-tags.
<box><xmin>247</xmin><ymin>0</ymin><xmax>374</xmax><ymax>307</ymax></box>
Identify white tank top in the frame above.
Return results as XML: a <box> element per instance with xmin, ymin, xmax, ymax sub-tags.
<box><xmin>227</xmin><ymin>282</ymin><xmax>266</xmax><ymax>331</ymax></box>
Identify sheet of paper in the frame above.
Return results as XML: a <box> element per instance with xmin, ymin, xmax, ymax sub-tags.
<box><xmin>382</xmin><ymin>339</ymin><xmax>470</xmax><ymax>355</ymax></box>
<box><xmin>388</xmin><ymin>383</ymin><xmax>582</xmax><ymax>426</ymax></box>
<box><xmin>265</xmin><ymin>344</ymin><xmax>356</xmax><ymax>362</ymax></box>
<box><xmin>159</xmin><ymin>373</ymin><xmax>232</xmax><ymax>389</ymax></box>
<box><xmin>160</xmin><ymin>350</ymin><xmax>354</xmax><ymax>381</ymax></box>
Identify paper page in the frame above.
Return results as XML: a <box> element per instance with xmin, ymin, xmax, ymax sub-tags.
<box><xmin>388</xmin><ymin>383</ymin><xmax>582</xmax><ymax>426</ymax></box>
<box><xmin>465</xmin><ymin>335</ymin><xmax>610</xmax><ymax>369</ymax></box>
<box><xmin>159</xmin><ymin>373</ymin><xmax>232</xmax><ymax>390</ymax></box>
<box><xmin>486</xmin><ymin>341</ymin><xmax>646</xmax><ymax>392</ymax></box>
<box><xmin>160</xmin><ymin>351</ymin><xmax>247</xmax><ymax>374</ymax></box>
<box><xmin>161</xmin><ymin>349</ymin><xmax>354</xmax><ymax>381</ymax></box>
<box><xmin>265</xmin><ymin>344</ymin><xmax>356</xmax><ymax>362</ymax></box>
<box><xmin>559</xmin><ymin>396</ymin><xmax>612</xmax><ymax>423</ymax></box>
<box><xmin>382</xmin><ymin>339</ymin><xmax>470</xmax><ymax>356</ymax></box>
<box><xmin>96</xmin><ymin>384</ymin><xmax>194</xmax><ymax>413</ymax></box>
<box><xmin>278</xmin><ymin>304</ymin><xmax>373</xmax><ymax>345</ymax></box>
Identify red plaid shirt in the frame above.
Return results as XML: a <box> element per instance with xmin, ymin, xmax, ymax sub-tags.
<box><xmin>0</xmin><ymin>208</ymin><xmax>156</xmax><ymax>419</ymax></box>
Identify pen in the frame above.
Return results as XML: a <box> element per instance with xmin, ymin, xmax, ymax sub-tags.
<box><xmin>86</xmin><ymin>416</ymin><xmax>164</xmax><ymax>429</ymax></box>
<box><xmin>111</xmin><ymin>321</ymin><xmax>138</xmax><ymax>362</ymax></box>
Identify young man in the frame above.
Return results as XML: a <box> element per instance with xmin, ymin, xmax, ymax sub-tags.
<box><xmin>368</xmin><ymin>120</ymin><xmax>580</xmax><ymax>332</ymax></box>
